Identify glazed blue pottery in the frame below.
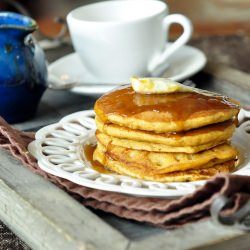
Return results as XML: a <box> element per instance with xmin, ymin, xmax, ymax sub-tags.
<box><xmin>0</xmin><ymin>12</ymin><xmax>47</xmax><ymax>123</ymax></box>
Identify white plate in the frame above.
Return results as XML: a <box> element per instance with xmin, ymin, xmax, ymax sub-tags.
<box><xmin>28</xmin><ymin>110</ymin><xmax>250</xmax><ymax>198</ymax></box>
<box><xmin>48</xmin><ymin>44</ymin><xmax>207</xmax><ymax>95</ymax></box>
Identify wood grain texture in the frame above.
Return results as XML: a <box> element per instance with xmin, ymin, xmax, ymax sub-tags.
<box><xmin>0</xmin><ymin>149</ymin><xmax>128</xmax><ymax>250</ymax></box>
<box><xmin>0</xmin><ymin>147</ymin><xmax>249</xmax><ymax>250</ymax></box>
<box><xmin>129</xmin><ymin>220</ymin><xmax>246</xmax><ymax>250</ymax></box>
<box><xmin>193</xmin><ymin>233</ymin><xmax>250</xmax><ymax>250</ymax></box>
<box><xmin>205</xmin><ymin>63</ymin><xmax>250</xmax><ymax>91</ymax></box>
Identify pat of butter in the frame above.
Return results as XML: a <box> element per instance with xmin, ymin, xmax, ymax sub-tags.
<box><xmin>131</xmin><ymin>77</ymin><xmax>193</xmax><ymax>94</ymax></box>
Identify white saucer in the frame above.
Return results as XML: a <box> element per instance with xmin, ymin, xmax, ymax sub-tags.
<box><xmin>48</xmin><ymin>44</ymin><xmax>207</xmax><ymax>95</ymax></box>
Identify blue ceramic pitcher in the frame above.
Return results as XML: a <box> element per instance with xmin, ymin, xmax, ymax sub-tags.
<box><xmin>0</xmin><ymin>12</ymin><xmax>47</xmax><ymax>123</ymax></box>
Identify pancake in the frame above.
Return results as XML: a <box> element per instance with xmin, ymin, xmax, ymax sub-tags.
<box><xmin>94</xmin><ymin>86</ymin><xmax>240</xmax><ymax>133</ymax></box>
<box><xmin>96</xmin><ymin>130</ymin><xmax>226</xmax><ymax>153</ymax></box>
<box><xmin>96</xmin><ymin>117</ymin><xmax>235</xmax><ymax>147</ymax></box>
<box><xmin>94</xmin><ymin>142</ymin><xmax>238</xmax><ymax>174</ymax></box>
<box><xmin>93</xmin><ymin>146</ymin><xmax>236</xmax><ymax>182</ymax></box>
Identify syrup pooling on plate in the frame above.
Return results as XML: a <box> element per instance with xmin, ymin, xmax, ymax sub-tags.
<box><xmin>95</xmin><ymin>86</ymin><xmax>239</xmax><ymax>123</ymax></box>
<box><xmin>84</xmin><ymin>143</ymin><xmax>112</xmax><ymax>174</ymax></box>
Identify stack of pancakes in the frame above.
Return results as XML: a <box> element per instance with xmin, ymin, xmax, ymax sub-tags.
<box><xmin>93</xmin><ymin>85</ymin><xmax>240</xmax><ymax>182</ymax></box>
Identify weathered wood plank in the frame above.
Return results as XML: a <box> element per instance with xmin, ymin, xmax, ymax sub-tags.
<box><xmin>196</xmin><ymin>75</ymin><xmax>250</xmax><ymax>106</ymax></box>
<box><xmin>192</xmin><ymin>66</ymin><xmax>250</xmax><ymax>106</ymax></box>
<box><xmin>1</xmin><ymin>143</ymin><xmax>248</xmax><ymax>250</ymax></box>
<box><xmin>205</xmin><ymin>63</ymin><xmax>250</xmax><ymax>91</ymax></box>
<box><xmin>129</xmin><ymin>220</ymin><xmax>246</xmax><ymax>250</ymax></box>
<box><xmin>193</xmin><ymin>233</ymin><xmax>250</xmax><ymax>250</ymax></box>
<box><xmin>14</xmin><ymin>89</ymin><xmax>96</xmax><ymax>131</ymax></box>
<box><xmin>96</xmin><ymin>211</ymin><xmax>163</xmax><ymax>241</ymax></box>
<box><xmin>0</xmin><ymin>149</ymin><xmax>129</xmax><ymax>250</ymax></box>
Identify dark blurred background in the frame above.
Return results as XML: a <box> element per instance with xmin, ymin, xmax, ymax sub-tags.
<box><xmin>1</xmin><ymin>0</ymin><xmax>250</xmax><ymax>74</ymax></box>
<box><xmin>1</xmin><ymin>0</ymin><xmax>250</xmax><ymax>39</ymax></box>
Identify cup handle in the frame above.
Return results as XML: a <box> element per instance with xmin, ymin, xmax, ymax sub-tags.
<box><xmin>148</xmin><ymin>14</ymin><xmax>193</xmax><ymax>75</ymax></box>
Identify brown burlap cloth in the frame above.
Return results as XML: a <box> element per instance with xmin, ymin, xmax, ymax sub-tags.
<box><xmin>1</xmin><ymin>117</ymin><xmax>250</xmax><ymax>229</ymax></box>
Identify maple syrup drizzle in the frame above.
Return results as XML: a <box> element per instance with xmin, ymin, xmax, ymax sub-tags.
<box><xmin>94</xmin><ymin>86</ymin><xmax>240</xmax><ymax>123</ymax></box>
<box><xmin>84</xmin><ymin>143</ymin><xmax>112</xmax><ymax>174</ymax></box>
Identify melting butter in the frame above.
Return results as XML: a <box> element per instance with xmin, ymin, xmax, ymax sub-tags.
<box><xmin>131</xmin><ymin>77</ymin><xmax>193</xmax><ymax>94</ymax></box>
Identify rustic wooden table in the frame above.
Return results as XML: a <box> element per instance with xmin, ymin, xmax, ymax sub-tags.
<box><xmin>1</xmin><ymin>35</ymin><xmax>250</xmax><ymax>250</ymax></box>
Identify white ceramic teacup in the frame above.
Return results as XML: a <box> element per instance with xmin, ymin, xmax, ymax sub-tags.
<box><xmin>67</xmin><ymin>0</ymin><xmax>192</xmax><ymax>83</ymax></box>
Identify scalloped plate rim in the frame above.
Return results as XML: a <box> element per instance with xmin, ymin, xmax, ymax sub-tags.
<box><xmin>28</xmin><ymin>110</ymin><xmax>250</xmax><ymax>198</ymax></box>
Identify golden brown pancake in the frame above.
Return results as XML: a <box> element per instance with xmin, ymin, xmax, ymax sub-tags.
<box><xmin>93</xmin><ymin>146</ymin><xmax>236</xmax><ymax>182</ymax></box>
<box><xmin>96</xmin><ymin>118</ymin><xmax>235</xmax><ymax>147</ymax></box>
<box><xmin>94</xmin><ymin>86</ymin><xmax>240</xmax><ymax>133</ymax></box>
<box><xmin>96</xmin><ymin>130</ymin><xmax>226</xmax><ymax>153</ymax></box>
<box><xmin>95</xmin><ymin>142</ymin><xmax>238</xmax><ymax>174</ymax></box>
<box><xmin>92</xmin><ymin>84</ymin><xmax>240</xmax><ymax>182</ymax></box>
